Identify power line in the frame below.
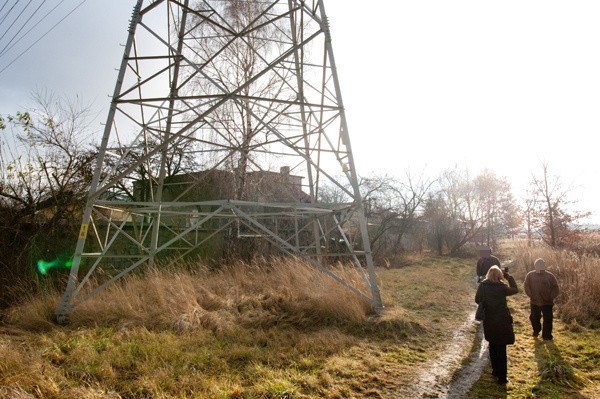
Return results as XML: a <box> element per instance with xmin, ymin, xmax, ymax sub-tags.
<box><xmin>0</xmin><ymin>0</ymin><xmax>12</xmax><ymax>16</ymax></box>
<box><xmin>0</xmin><ymin>0</ymin><xmax>19</xmax><ymax>27</ymax></box>
<box><xmin>0</xmin><ymin>0</ymin><xmax>36</xmax><ymax>45</ymax></box>
<box><xmin>0</xmin><ymin>0</ymin><xmax>90</xmax><ymax>76</ymax></box>
<box><xmin>0</xmin><ymin>0</ymin><xmax>55</xmax><ymax>58</ymax></box>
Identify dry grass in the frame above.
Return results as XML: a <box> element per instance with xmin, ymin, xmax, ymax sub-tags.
<box><xmin>5</xmin><ymin>257</ymin><xmax>373</xmax><ymax>333</ymax></box>
<box><xmin>572</xmin><ymin>231</ymin><xmax>600</xmax><ymax>257</ymax></box>
<box><xmin>0</xmin><ymin>255</ymin><xmax>476</xmax><ymax>399</ymax></box>
<box><xmin>3</xmin><ymin>247</ymin><xmax>600</xmax><ymax>398</ymax></box>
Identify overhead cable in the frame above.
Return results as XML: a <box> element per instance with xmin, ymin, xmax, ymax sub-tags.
<box><xmin>0</xmin><ymin>0</ymin><xmax>90</xmax><ymax>76</ymax></box>
<box><xmin>0</xmin><ymin>1</ymin><xmax>36</xmax><ymax>44</ymax></box>
<box><xmin>0</xmin><ymin>0</ymin><xmax>54</xmax><ymax>58</ymax></box>
<box><xmin>0</xmin><ymin>0</ymin><xmax>12</xmax><ymax>16</ymax></box>
<box><xmin>0</xmin><ymin>0</ymin><xmax>48</xmax><ymax>56</ymax></box>
<box><xmin>0</xmin><ymin>0</ymin><xmax>19</xmax><ymax>27</ymax></box>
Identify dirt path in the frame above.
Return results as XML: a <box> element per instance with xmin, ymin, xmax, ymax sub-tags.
<box><xmin>444</xmin><ymin>322</ymin><xmax>488</xmax><ymax>398</ymax></box>
<box><xmin>404</xmin><ymin>261</ymin><xmax>518</xmax><ymax>398</ymax></box>
<box><xmin>404</xmin><ymin>311</ymin><xmax>489</xmax><ymax>398</ymax></box>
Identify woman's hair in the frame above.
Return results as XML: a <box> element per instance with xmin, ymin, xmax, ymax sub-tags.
<box><xmin>486</xmin><ymin>265</ymin><xmax>504</xmax><ymax>283</ymax></box>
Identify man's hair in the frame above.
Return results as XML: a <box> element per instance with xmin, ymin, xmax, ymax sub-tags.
<box><xmin>534</xmin><ymin>258</ymin><xmax>546</xmax><ymax>270</ymax></box>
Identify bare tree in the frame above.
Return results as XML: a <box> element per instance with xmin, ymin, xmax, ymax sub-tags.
<box><xmin>103</xmin><ymin>136</ymin><xmax>200</xmax><ymax>201</ymax></box>
<box><xmin>317</xmin><ymin>176</ymin><xmax>352</xmax><ymax>205</ymax></box>
<box><xmin>435</xmin><ymin>167</ymin><xmax>486</xmax><ymax>255</ymax></box>
<box><xmin>0</xmin><ymin>91</ymin><xmax>95</xmax><ymax>224</ymax></box>
<box><xmin>360</xmin><ymin>171</ymin><xmax>435</xmax><ymax>257</ymax></box>
<box><xmin>522</xmin><ymin>191</ymin><xmax>537</xmax><ymax>246</ymax></box>
<box><xmin>423</xmin><ymin>167</ymin><xmax>520</xmax><ymax>255</ymax></box>
<box><xmin>188</xmin><ymin>0</ymin><xmax>290</xmax><ymax>199</ymax></box>
<box><xmin>474</xmin><ymin>169</ymin><xmax>521</xmax><ymax>247</ymax></box>
<box><xmin>0</xmin><ymin>91</ymin><xmax>96</xmax><ymax>306</ymax></box>
<box><xmin>528</xmin><ymin>162</ymin><xmax>589</xmax><ymax>247</ymax></box>
<box><xmin>423</xmin><ymin>193</ymin><xmax>453</xmax><ymax>255</ymax></box>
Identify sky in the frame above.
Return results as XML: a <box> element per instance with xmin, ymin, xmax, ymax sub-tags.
<box><xmin>1</xmin><ymin>0</ymin><xmax>599</xmax><ymax>224</ymax></box>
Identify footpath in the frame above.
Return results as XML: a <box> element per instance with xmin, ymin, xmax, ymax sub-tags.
<box><xmin>397</xmin><ymin>265</ymin><xmax>600</xmax><ymax>399</ymax></box>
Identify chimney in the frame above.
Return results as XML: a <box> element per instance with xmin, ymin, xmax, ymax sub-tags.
<box><xmin>280</xmin><ymin>166</ymin><xmax>290</xmax><ymax>176</ymax></box>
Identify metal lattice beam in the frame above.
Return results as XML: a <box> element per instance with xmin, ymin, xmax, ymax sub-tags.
<box><xmin>55</xmin><ymin>0</ymin><xmax>382</xmax><ymax>323</ymax></box>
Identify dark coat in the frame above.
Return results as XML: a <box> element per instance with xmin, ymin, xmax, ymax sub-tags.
<box><xmin>476</xmin><ymin>255</ymin><xmax>501</xmax><ymax>280</ymax></box>
<box><xmin>475</xmin><ymin>276</ymin><xmax>519</xmax><ymax>345</ymax></box>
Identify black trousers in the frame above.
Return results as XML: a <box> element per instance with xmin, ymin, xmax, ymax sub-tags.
<box><xmin>488</xmin><ymin>343</ymin><xmax>507</xmax><ymax>380</ymax></box>
<box><xmin>530</xmin><ymin>304</ymin><xmax>554</xmax><ymax>340</ymax></box>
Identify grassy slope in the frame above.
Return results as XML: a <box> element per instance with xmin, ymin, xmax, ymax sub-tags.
<box><xmin>0</xmin><ymin>253</ymin><xmax>598</xmax><ymax>398</ymax></box>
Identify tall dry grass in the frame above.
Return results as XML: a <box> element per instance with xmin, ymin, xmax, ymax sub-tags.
<box><xmin>571</xmin><ymin>231</ymin><xmax>600</xmax><ymax>257</ymax></box>
<box><xmin>5</xmin><ymin>257</ymin><xmax>374</xmax><ymax>333</ymax></box>
<box><xmin>511</xmin><ymin>241</ymin><xmax>600</xmax><ymax>327</ymax></box>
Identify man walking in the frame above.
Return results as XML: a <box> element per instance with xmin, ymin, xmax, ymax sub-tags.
<box><xmin>524</xmin><ymin>258</ymin><xmax>560</xmax><ymax>340</ymax></box>
<box><xmin>476</xmin><ymin>245</ymin><xmax>501</xmax><ymax>283</ymax></box>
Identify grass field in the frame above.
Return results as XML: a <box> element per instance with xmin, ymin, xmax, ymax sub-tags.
<box><xmin>1</xmin><ymin>249</ymin><xmax>599</xmax><ymax>398</ymax></box>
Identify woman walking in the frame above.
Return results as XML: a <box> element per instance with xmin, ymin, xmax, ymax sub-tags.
<box><xmin>475</xmin><ymin>265</ymin><xmax>519</xmax><ymax>384</ymax></box>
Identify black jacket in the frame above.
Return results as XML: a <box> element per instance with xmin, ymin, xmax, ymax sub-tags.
<box><xmin>476</xmin><ymin>255</ymin><xmax>501</xmax><ymax>280</ymax></box>
<box><xmin>475</xmin><ymin>275</ymin><xmax>519</xmax><ymax>345</ymax></box>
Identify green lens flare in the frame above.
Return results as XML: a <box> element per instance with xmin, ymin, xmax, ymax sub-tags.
<box><xmin>37</xmin><ymin>258</ymin><xmax>73</xmax><ymax>275</ymax></box>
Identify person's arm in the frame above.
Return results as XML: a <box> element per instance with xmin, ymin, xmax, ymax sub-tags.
<box><xmin>476</xmin><ymin>259</ymin><xmax>483</xmax><ymax>281</ymax></box>
<box><xmin>505</xmin><ymin>275</ymin><xmax>519</xmax><ymax>296</ymax></box>
<box><xmin>523</xmin><ymin>274</ymin><xmax>531</xmax><ymax>298</ymax></box>
<box><xmin>475</xmin><ymin>284</ymin><xmax>483</xmax><ymax>304</ymax></box>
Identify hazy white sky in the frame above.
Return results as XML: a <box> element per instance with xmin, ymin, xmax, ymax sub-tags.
<box><xmin>1</xmin><ymin>1</ymin><xmax>599</xmax><ymax>223</ymax></box>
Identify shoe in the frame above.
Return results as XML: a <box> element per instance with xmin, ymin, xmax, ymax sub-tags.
<box><xmin>492</xmin><ymin>370</ymin><xmax>498</xmax><ymax>377</ymax></box>
<box><xmin>543</xmin><ymin>337</ymin><xmax>553</xmax><ymax>341</ymax></box>
<box><xmin>532</xmin><ymin>331</ymin><xmax>540</xmax><ymax>338</ymax></box>
<box><xmin>497</xmin><ymin>378</ymin><xmax>509</xmax><ymax>384</ymax></box>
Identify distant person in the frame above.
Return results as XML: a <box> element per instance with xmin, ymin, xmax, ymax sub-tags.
<box><xmin>524</xmin><ymin>258</ymin><xmax>560</xmax><ymax>341</ymax></box>
<box><xmin>475</xmin><ymin>265</ymin><xmax>518</xmax><ymax>384</ymax></box>
<box><xmin>476</xmin><ymin>245</ymin><xmax>501</xmax><ymax>283</ymax></box>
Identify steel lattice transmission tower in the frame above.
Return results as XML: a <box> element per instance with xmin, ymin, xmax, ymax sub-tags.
<box><xmin>55</xmin><ymin>0</ymin><xmax>382</xmax><ymax>322</ymax></box>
